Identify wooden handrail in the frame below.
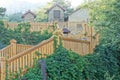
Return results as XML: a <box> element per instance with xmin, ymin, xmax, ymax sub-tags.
<box><xmin>0</xmin><ymin>41</ymin><xmax>33</xmax><ymax>59</ymax></box>
<box><xmin>0</xmin><ymin>45</ymin><xmax>12</xmax><ymax>58</ymax></box>
<box><xmin>8</xmin><ymin>37</ymin><xmax>54</xmax><ymax>62</ymax></box>
<box><xmin>0</xmin><ymin>45</ymin><xmax>11</xmax><ymax>51</ymax></box>
<box><xmin>62</xmin><ymin>37</ymin><xmax>90</xmax><ymax>43</ymax></box>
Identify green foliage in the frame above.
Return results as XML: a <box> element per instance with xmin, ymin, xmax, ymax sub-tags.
<box><xmin>8</xmin><ymin>12</ymin><xmax>23</xmax><ymax>22</ymax></box>
<box><xmin>53</xmin><ymin>36</ymin><xmax>57</xmax><ymax>52</ymax></box>
<box><xmin>0</xmin><ymin>42</ymin><xmax>5</xmax><ymax>49</ymax></box>
<box><xmin>0</xmin><ymin>21</ymin><xmax>52</xmax><ymax>47</ymax></box>
<box><xmin>83</xmin><ymin>0</ymin><xmax>120</xmax><ymax>78</ymax></box>
<box><xmin>0</xmin><ymin>21</ymin><xmax>12</xmax><ymax>45</ymax></box>
<box><xmin>22</xmin><ymin>63</ymin><xmax>42</xmax><ymax>80</ymax></box>
<box><xmin>13</xmin><ymin>43</ymin><xmax>120</xmax><ymax>80</ymax></box>
<box><xmin>46</xmin><ymin>46</ymin><xmax>85</xmax><ymax>80</ymax></box>
<box><xmin>14</xmin><ymin>46</ymin><xmax>85</xmax><ymax>80</ymax></box>
<box><xmin>35</xmin><ymin>8</ymin><xmax>48</xmax><ymax>22</ymax></box>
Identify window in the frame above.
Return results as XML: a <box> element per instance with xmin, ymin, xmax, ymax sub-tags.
<box><xmin>76</xmin><ymin>24</ymin><xmax>83</xmax><ymax>32</ymax></box>
<box><xmin>54</xmin><ymin>10</ymin><xmax>60</xmax><ymax>19</ymax></box>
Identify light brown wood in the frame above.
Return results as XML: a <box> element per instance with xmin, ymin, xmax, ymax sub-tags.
<box><xmin>0</xmin><ymin>57</ymin><xmax>6</xmax><ymax>80</ymax></box>
<box><xmin>0</xmin><ymin>21</ymin><xmax>99</xmax><ymax>79</ymax></box>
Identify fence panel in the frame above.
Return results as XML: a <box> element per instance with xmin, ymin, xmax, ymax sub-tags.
<box><xmin>0</xmin><ymin>45</ymin><xmax>12</xmax><ymax>58</ymax></box>
<box><xmin>0</xmin><ymin>40</ymin><xmax>33</xmax><ymax>59</ymax></box>
<box><xmin>62</xmin><ymin>37</ymin><xmax>91</xmax><ymax>55</ymax></box>
<box><xmin>16</xmin><ymin>44</ymin><xmax>33</xmax><ymax>54</ymax></box>
<box><xmin>7</xmin><ymin>37</ymin><xmax>54</xmax><ymax>77</ymax></box>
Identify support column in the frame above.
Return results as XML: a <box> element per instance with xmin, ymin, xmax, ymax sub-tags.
<box><xmin>10</xmin><ymin>39</ymin><xmax>17</xmax><ymax>56</ymax></box>
<box><xmin>0</xmin><ymin>57</ymin><xmax>6</xmax><ymax>80</ymax></box>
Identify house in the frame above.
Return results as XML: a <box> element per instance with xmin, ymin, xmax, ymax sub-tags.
<box><xmin>46</xmin><ymin>4</ymin><xmax>65</xmax><ymax>22</ymax></box>
<box><xmin>22</xmin><ymin>10</ymin><xmax>36</xmax><ymax>22</ymax></box>
<box><xmin>68</xmin><ymin>8</ymin><xmax>89</xmax><ymax>22</ymax></box>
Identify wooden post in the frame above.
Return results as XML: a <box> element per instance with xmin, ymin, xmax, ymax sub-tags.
<box><xmin>0</xmin><ymin>57</ymin><xmax>6</xmax><ymax>80</ymax></box>
<box><xmin>90</xmin><ymin>27</ymin><xmax>93</xmax><ymax>53</ymax></box>
<box><xmin>10</xmin><ymin>39</ymin><xmax>17</xmax><ymax>56</ymax></box>
<box><xmin>88</xmin><ymin>42</ymin><xmax>92</xmax><ymax>53</ymax></box>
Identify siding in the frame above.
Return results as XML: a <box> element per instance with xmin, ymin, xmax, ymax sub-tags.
<box><xmin>69</xmin><ymin>9</ymin><xmax>89</xmax><ymax>22</ymax></box>
<box><xmin>24</xmin><ymin>13</ymin><xmax>35</xmax><ymax>22</ymax></box>
<box><xmin>48</xmin><ymin>6</ymin><xmax>64</xmax><ymax>22</ymax></box>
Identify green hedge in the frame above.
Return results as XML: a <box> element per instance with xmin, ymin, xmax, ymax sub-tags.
<box><xmin>15</xmin><ymin>45</ymin><xmax>119</xmax><ymax>80</ymax></box>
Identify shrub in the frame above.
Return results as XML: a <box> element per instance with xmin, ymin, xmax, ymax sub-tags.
<box><xmin>0</xmin><ymin>22</ymin><xmax>52</xmax><ymax>46</ymax></box>
<box><xmin>16</xmin><ymin>46</ymin><xmax>85</xmax><ymax>80</ymax></box>
<box><xmin>16</xmin><ymin>45</ymin><xmax>120</xmax><ymax>80</ymax></box>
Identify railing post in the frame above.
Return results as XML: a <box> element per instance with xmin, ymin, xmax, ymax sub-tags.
<box><xmin>0</xmin><ymin>57</ymin><xmax>6</xmax><ymax>80</ymax></box>
<box><xmin>89</xmin><ymin>42</ymin><xmax>92</xmax><ymax>53</ymax></box>
<box><xmin>10</xmin><ymin>39</ymin><xmax>17</xmax><ymax>56</ymax></box>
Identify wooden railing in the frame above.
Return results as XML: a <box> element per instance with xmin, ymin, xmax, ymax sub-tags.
<box><xmin>0</xmin><ymin>39</ymin><xmax>33</xmax><ymax>59</ymax></box>
<box><xmin>7</xmin><ymin>37</ymin><xmax>54</xmax><ymax>79</ymax></box>
<box><xmin>16</xmin><ymin>44</ymin><xmax>33</xmax><ymax>54</ymax></box>
<box><xmin>0</xmin><ymin>35</ymin><xmax>99</xmax><ymax>80</ymax></box>
<box><xmin>0</xmin><ymin>45</ymin><xmax>12</xmax><ymax>58</ymax></box>
<box><xmin>62</xmin><ymin>37</ymin><xmax>91</xmax><ymax>55</ymax></box>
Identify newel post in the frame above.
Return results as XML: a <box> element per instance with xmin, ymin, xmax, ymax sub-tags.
<box><xmin>10</xmin><ymin>39</ymin><xmax>17</xmax><ymax>56</ymax></box>
<box><xmin>0</xmin><ymin>57</ymin><xmax>6</xmax><ymax>80</ymax></box>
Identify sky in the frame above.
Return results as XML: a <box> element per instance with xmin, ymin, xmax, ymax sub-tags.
<box><xmin>0</xmin><ymin>0</ymin><xmax>84</xmax><ymax>14</ymax></box>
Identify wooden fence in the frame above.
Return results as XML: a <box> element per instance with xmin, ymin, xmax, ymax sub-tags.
<box><xmin>0</xmin><ymin>35</ymin><xmax>99</xmax><ymax>80</ymax></box>
<box><xmin>62</xmin><ymin>37</ymin><xmax>91</xmax><ymax>55</ymax></box>
<box><xmin>3</xmin><ymin>21</ymin><xmax>99</xmax><ymax>46</ymax></box>
<box><xmin>0</xmin><ymin>37</ymin><xmax>54</xmax><ymax>80</ymax></box>
<box><xmin>0</xmin><ymin>39</ymin><xmax>33</xmax><ymax>59</ymax></box>
<box><xmin>0</xmin><ymin>21</ymin><xmax>99</xmax><ymax>79</ymax></box>
<box><xmin>3</xmin><ymin>21</ymin><xmax>96</xmax><ymax>36</ymax></box>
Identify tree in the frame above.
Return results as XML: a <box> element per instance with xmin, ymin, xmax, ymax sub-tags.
<box><xmin>0</xmin><ymin>21</ymin><xmax>52</xmax><ymax>46</ymax></box>
<box><xmin>85</xmin><ymin>0</ymin><xmax>120</xmax><ymax>46</ymax></box>
<box><xmin>8</xmin><ymin>12</ymin><xmax>23</xmax><ymax>22</ymax></box>
<box><xmin>86</xmin><ymin>0</ymin><xmax>120</xmax><ymax>76</ymax></box>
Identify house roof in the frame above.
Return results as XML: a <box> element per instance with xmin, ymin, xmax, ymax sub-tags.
<box><xmin>69</xmin><ymin>8</ymin><xmax>81</xmax><ymax>16</ymax></box>
<box><xmin>21</xmin><ymin>10</ymin><xmax>36</xmax><ymax>18</ymax></box>
<box><xmin>69</xmin><ymin>8</ymin><xmax>88</xmax><ymax>16</ymax></box>
<box><xmin>46</xmin><ymin>4</ymin><xmax>65</xmax><ymax>13</ymax></box>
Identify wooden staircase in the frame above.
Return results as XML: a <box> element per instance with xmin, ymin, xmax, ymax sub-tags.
<box><xmin>0</xmin><ymin>22</ymin><xmax>99</xmax><ymax>80</ymax></box>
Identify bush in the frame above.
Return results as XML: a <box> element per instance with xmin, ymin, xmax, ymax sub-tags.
<box><xmin>16</xmin><ymin>45</ymin><xmax>120</xmax><ymax>80</ymax></box>
<box><xmin>0</xmin><ymin>42</ymin><xmax>5</xmax><ymax>49</ymax></box>
<box><xmin>0</xmin><ymin>22</ymin><xmax>52</xmax><ymax>46</ymax></box>
<box><xmin>16</xmin><ymin>46</ymin><xmax>85</xmax><ymax>80</ymax></box>
<box><xmin>46</xmin><ymin>46</ymin><xmax>85</xmax><ymax>80</ymax></box>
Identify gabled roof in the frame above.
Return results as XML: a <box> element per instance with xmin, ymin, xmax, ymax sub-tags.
<box><xmin>22</xmin><ymin>10</ymin><xmax>36</xmax><ymax>18</ymax></box>
<box><xmin>69</xmin><ymin>8</ymin><xmax>88</xmax><ymax>16</ymax></box>
<box><xmin>69</xmin><ymin>8</ymin><xmax>81</xmax><ymax>16</ymax></box>
<box><xmin>46</xmin><ymin>4</ymin><xmax>65</xmax><ymax>13</ymax></box>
